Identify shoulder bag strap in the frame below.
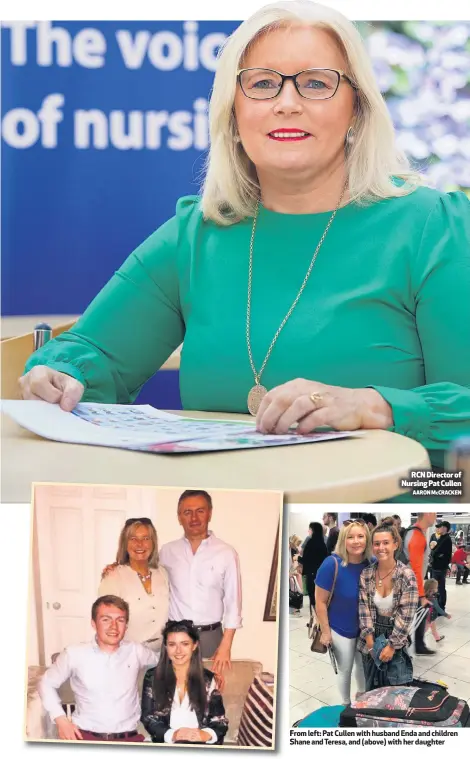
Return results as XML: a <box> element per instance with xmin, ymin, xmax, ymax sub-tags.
<box><xmin>325</xmin><ymin>556</ymin><xmax>339</xmax><ymax>609</ymax></box>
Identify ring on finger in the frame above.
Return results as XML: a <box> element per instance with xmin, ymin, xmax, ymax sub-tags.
<box><xmin>309</xmin><ymin>392</ymin><xmax>324</xmax><ymax>410</ymax></box>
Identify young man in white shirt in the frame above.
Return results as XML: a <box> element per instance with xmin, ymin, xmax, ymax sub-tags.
<box><xmin>159</xmin><ymin>490</ymin><xmax>242</xmax><ymax>676</ymax></box>
<box><xmin>38</xmin><ymin>595</ymin><xmax>159</xmax><ymax>741</ymax></box>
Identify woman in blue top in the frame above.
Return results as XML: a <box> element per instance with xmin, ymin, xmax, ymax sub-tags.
<box><xmin>315</xmin><ymin>520</ymin><xmax>371</xmax><ymax>705</ymax></box>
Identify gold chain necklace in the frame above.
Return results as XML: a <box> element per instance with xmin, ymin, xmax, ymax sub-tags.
<box><xmin>246</xmin><ymin>183</ymin><xmax>348</xmax><ymax>415</ymax></box>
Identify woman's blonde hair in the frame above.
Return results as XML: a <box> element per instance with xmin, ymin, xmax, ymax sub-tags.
<box><xmin>335</xmin><ymin>520</ymin><xmax>372</xmax><ymax>566</ymax></box>
<box><xmin>201</xmin><ymin>0</ymin><xmax>421</xmax><ymax>225</ymax></box>
<box><xmin>116</xmin><ymin>520</ymin><xmax>159</xmax><ymax>568</ymax></box>
<box><xmin>289</xmin><ymin>534</ymin><xmax>302</xmax><ymax>549</ymax></box>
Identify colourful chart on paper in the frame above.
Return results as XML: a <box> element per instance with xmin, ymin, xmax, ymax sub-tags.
<box><xmin>1</xmin><ymin>400</ymin><xmax>357</xmax><ymax>453</ymax></box>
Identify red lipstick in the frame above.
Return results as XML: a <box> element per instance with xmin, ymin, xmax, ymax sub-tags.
<box><xmin>268</xmin><ymin>128</ymin><xmax>311</xmax><ymax>141</ymax></box>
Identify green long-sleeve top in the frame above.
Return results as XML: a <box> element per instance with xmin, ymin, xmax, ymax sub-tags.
<box><xmin>26</xmin><ymin>186</ymin><xmax>470</xmax><ymax>466</ymax></box>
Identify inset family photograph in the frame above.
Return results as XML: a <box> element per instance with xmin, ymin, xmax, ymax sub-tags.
<box><xmin>26</xmin><ymin>484</ymin><xmax>282</xmax><ymax>748</ymax></box>
<box><xmin>290</xmin><ymin>510</ymin><xmax>470</xmax><ymax>728</ymax></box>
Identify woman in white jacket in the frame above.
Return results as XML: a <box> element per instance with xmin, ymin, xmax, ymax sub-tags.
<box><xmin>99</xmin><ymin>518</ymin><xmax>169</xmax><ymax>651</ymax></box>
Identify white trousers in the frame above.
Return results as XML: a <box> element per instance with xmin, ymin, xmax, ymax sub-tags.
<box><xmin>330</xmin><ymin>629</ymin><xmax>366</xmax><ymax>705</ymax></box>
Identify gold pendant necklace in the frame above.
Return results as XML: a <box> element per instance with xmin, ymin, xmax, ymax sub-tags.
<box><xmin>376</xmin><ymin>565</ymin><xmax>395</xmax><ymax>587</ymax></box>
<box><xmin>246</xmin><ymin>183</ymin><xmax>348</xmax><ymax>415</ymax></box>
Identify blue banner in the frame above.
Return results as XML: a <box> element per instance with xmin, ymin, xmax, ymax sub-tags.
<box><xmin>1</xmin><ymin>20</ymin><xmax>239</xmax><ymax>315</ymax></box>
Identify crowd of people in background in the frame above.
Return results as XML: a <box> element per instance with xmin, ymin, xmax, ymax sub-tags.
<box><xmin>289</xmin><ymin>513</ymin><xmax>470</xmax><ymax>706</ymax></box>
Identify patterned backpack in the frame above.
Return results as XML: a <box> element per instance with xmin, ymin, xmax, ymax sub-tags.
<box><xmin>340</xmin><ymin>679</ymin><xmax>469</xmax><ymax>728</ymax></box>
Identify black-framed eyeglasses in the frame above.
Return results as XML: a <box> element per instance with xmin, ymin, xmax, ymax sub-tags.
<box><xmin>237</xmin><ymin>67</ymin><xmax>357</xmax><ymax>101</ymax></box>
<box><xmin>125</xmin><ymin>517</ymin><xmax>153</xmax><ymax>528</ymax></box>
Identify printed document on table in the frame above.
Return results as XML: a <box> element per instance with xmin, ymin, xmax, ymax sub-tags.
<box><xmin>1</xmin><ymin>400</ymin><xmax>357</xmax><ymax>452</ymax></box>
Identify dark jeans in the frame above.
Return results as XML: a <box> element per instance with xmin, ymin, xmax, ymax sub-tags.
<box><xmin>456</xmin><ymin>564</ymin><xmax>469</xmax><ymax>582</ymax></box>
<box><xmin>306</xmin><ymin>574</ymin><xmax>316</xmax><ymax>611</ymax></box>
<box><xmin>431</xmin><ymin>569</ymin><xmax>447</xmax><ymax>611</ymax></box>
<box><xmin>362</xmin><ymin>614</ymin><xmax>413</xmax><ymax>690</ymax></box>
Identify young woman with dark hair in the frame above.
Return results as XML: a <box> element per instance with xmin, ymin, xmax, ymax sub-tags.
<box><xmin>141</xmin><ymin>620</ymin><xmax>228</xmax><ymax>744</ymax></box>
<box><xmin>358</xmin><ymin>524</ymin><xmax>419</xmax><ymax>690</ymax></box>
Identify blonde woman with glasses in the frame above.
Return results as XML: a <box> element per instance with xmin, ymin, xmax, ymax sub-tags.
<box><xmin>99</xmin><ymin>518</ymin><xmax>169</xmax><ymax>652</ymax></box>
<box><xmin>315</xmin><ymin>520</ymin><xmax>371</xmax><ymax>705</ymax></box>
<box><xmin>21</xmin><ymin>2</ymin><xmax>470</xmax><ymax>469</ymax></box>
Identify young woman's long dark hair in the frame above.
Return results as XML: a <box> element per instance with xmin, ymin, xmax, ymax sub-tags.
<box><xmin>152</xmin><ymin>620</ymin><xmax>207</xmax><ymax>721</ymax></box>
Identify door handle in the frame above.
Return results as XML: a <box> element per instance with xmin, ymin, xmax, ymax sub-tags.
<box><xmin>53</xmin><ymin>602</ymin><xmax>61</xmax><ymax>610</ymax></box>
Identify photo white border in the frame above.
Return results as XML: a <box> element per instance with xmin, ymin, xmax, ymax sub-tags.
<box><xmin>287</xmin><ymin>506</ymin><xmax>470</xmax><ymax>754</ymax></box>
<box><xmin>1</xmin><ymin>0</ymin><xmax>469</xmax><ymax>22</ymax></box>
<box><xmin>23</xmin><ymin>482</ymin><xmax>284</xmax><ymax>749</ymax></box>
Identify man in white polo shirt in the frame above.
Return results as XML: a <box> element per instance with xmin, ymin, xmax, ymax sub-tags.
<box><xmin>159</xmin><ymin>490</ymin><xmax>242</xmax><ymax>675</ymax></box>
<box><xmin>38</xmin><ymin>595</ymin><xmax>158</xmax><ymax>741</ymax></box>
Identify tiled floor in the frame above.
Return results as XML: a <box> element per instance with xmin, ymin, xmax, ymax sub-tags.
<box><xmin>289</xmin><ymin>579</ymin><xmax>470</xmax><ymax>726</ymax></box>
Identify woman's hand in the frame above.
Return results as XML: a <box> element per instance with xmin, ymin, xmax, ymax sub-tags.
<box><xmin>101</xmin><ymin>562</ymin><xmax>119</xmax><ymax>579</ymax></box>
<box><xmin>255</xmin><ymin>379</ymin><xmax>392</xmax><ymax>435</ymax></box>
<box><xmin>19</xmin><ymin>366</ymin><xmax>84</xmax><ymax>411</ymax></box>
<box><xmin>173</xmin><ymin>727</ymin><xmax>206</xmax><ymax>743</ymax></box>
<box><xmin>378</xmin><ymin>644</ymin><xmax>395</xmax><ymax>663</ymax></box>
<box><xmin>198</xmin><ymin>730</ymin><xmax>212</xmax><ymax>743</ymax></box>
<box><xmin>320</xmin><ymin>630</ymin><xmax>332</xmax><ymax>647</ymax></box>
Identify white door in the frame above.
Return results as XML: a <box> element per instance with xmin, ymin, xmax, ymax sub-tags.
<box><xmin>34</xmin><ymin>483</ymin><xmax>157</xmax><ymax>664</ymax></box>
